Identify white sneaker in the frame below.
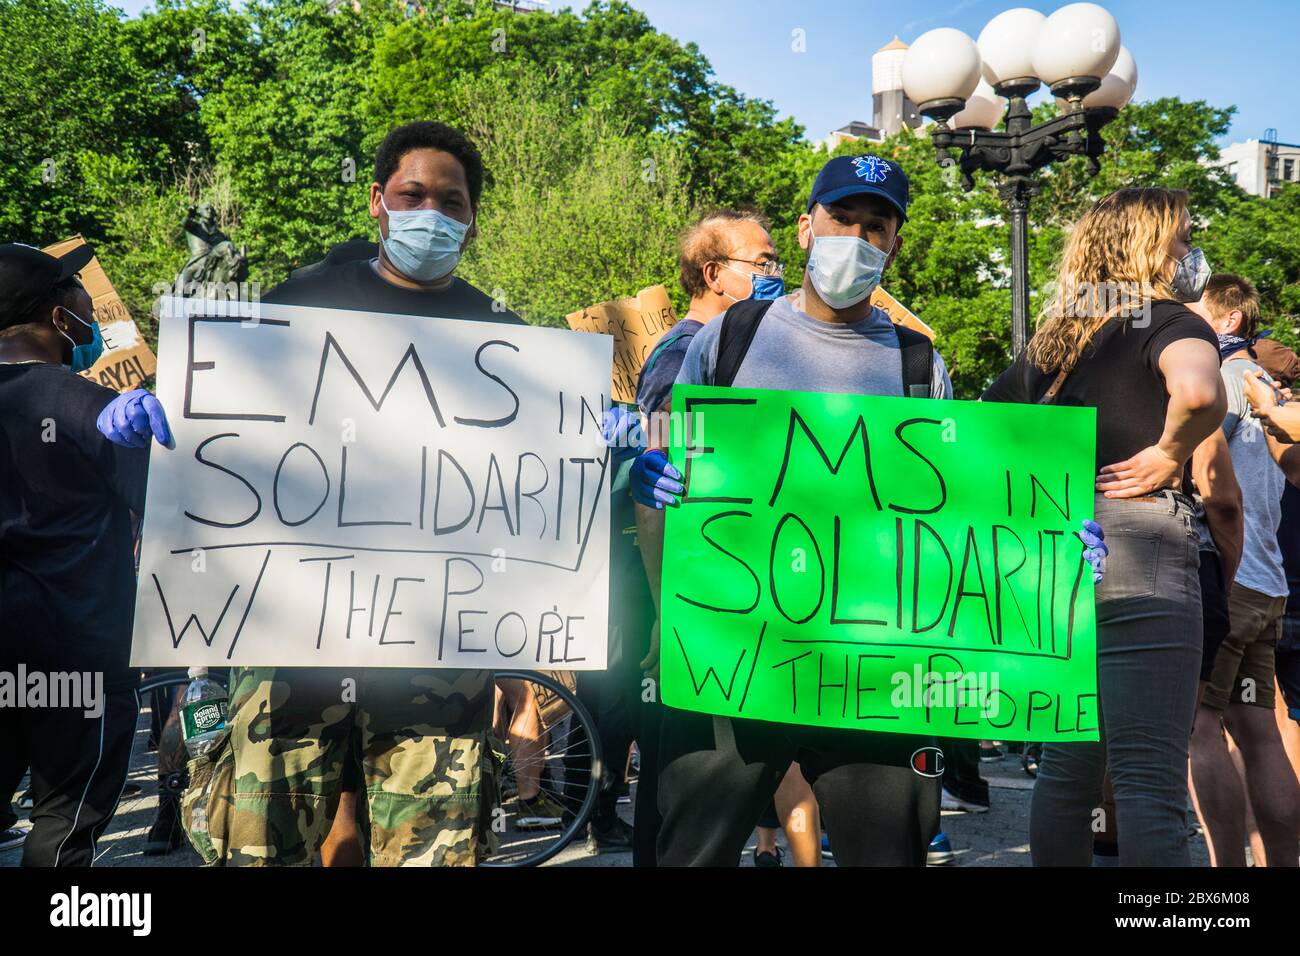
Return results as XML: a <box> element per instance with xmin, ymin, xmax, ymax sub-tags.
<box><xmin>941</xmin><ymin>789</ymin><xmax>989</xmax><ymax>814</ymax></box>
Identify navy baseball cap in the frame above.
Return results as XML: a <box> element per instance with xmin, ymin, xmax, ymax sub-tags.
<box><xmin>806</xmin><ymin>154</ymin><xmax>909</xmax><ymax>222</ymax></box>
<box><xmin>0</xmin><ymin>241</ymin><xmax>93</xmax><ymax>327</ymax></box>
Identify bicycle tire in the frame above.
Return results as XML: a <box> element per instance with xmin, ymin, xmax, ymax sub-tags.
<box><xmin>481</xmin><ymin>670</ymin><xmax>603</xmax><ymax>868</ymax></box>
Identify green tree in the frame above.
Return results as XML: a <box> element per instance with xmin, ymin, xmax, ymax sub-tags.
<box><xmin>1201</xmin><ymin>183</ymin><xmax>1300</xmax><ymax>352</ymax></box>
<box><xmin>445</xmin><ymin>64</ymin><xmax>693</xmax><ymax>323</ymax></box>
<box><xmin>0</xmin><ymin>0</ymin><xmax>198</xmax><ymax>241</ymax></box>
<box><xmin>365</xmin><ymin>0</ymin><xmax>805</xmax><ymax>214</ymax></box>
<box><xmin>200</xmin><ymin>0</ymin><xmax>391</xmax><ymax>282</ymax></box>
<box><xmin>7</xmin><ymin>0</ymin><xmax>1292</xmax><ymax>390</ymax></box>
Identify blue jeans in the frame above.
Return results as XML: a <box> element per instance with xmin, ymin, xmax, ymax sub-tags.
<box><xmin>1030</xmin><ymin>491</ymin><xmax>1202</xmax><ymax>866</ymax></box>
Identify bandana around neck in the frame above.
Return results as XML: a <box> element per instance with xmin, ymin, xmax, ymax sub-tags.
<box><xmin>1218</xmin><ymin>328</ymin><xmax>1271</xmax><ymax>360</ymax></box>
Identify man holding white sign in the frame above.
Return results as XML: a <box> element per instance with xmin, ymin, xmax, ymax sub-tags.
<box><xmin>128</xmin><ymin>122</ymin><xmax>612</xmax><ymax>866</ymax></box>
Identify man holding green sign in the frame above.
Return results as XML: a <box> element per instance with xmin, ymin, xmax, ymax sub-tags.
<box><xmin>629</xmin><ymin>154</ymin><xmax>1106</xmax><ymax>867</ymax></box>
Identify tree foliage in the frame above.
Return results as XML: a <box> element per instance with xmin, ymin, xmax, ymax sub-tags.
<box><xmin>2</xmin><ymin>0</ymin><xmax>1295</xmax><ymax>397</ymax></box>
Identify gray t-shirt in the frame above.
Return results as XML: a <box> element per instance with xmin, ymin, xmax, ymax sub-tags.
<box><xmin>1221</xmin><ymin>355</ymin><xmax>1288</xmax><ymax>597</ymax></box>
<box><xmin>675</xmin><ymin>294</ymin><xmax>953</xmax><ymax>398</ymax></box>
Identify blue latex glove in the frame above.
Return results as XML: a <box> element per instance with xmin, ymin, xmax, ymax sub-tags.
<box><xmin>601</xmin><ymin>406</ymin><xmax>646</xmax><ymax>467</ymax></box>
<box><xmin>97</xmin><ymin>388</ymin><xmax>174</xmax><ymax>449</ymax></box>
<box><xmin>630</xmin><ymin>449</ymin><xmax>684</xmax><ymax>509</ymax></box>
<box><xmin>1076</xmin><ymin>519</ymin><xmax>1108</xmax><ymax>583</ymax></box>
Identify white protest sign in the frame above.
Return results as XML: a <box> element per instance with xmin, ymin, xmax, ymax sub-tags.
<box><xmin>132</xmin><ymin>300</ymin><xmax>612</xmax><ymax>670</ymax></box>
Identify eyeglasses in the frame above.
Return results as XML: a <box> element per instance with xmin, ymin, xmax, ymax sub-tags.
<box><xmin>726</xmin><ymin>257</ymin><xmax>784</xmax><ymax>277</ymax></box>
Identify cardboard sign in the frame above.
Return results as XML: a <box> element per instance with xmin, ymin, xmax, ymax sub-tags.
<box><xmin>659</xmin><ymin>385</ymin><xmax>1099</xmax><ymax>741</ymax></box>
<box><xmin>42</xmin><ymin>236</ymin><xmax>158</xmax><ymax>391</ymax></box>
<box><xmin>565</xmin><ymin>285</ymin><xmax>677</xmax><ymax>404</ymax></box>
<box><xmin>870</xmin><ymin>286</ymin><xmax>935</xmax><ymax>340</ymax></box>
<box><xmin>131</xmin><ymin>301</ymin><xmax>613</xmax><ymax>670</ymax></box>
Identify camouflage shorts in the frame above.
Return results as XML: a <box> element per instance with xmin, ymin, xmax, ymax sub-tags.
<box><xmin>191</xmin><ymin>666</ymin><xmax>497</xmax><ymax>867</ymax></box>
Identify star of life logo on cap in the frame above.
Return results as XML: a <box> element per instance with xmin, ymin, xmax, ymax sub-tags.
<box><xmin>852</xmin><ymin>155</ymin><xmax>890</xmax><ymax>184</ymax></box>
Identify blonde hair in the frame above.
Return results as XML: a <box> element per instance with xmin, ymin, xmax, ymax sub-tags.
<box><xmin>1027</xmin><ymin>187</ymin><xmax>1189</xmax><ymax>374</ymax></box>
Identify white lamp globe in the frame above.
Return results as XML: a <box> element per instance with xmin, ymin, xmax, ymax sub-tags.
<box><xmin>1031</xmin><ymin>2</ymin><xmax>1121</xmax><ymax>87</ymax></box>
<box><xmin>1083</xmin><ymin>44</ymin><xmax>1137</xmax><ymax>108</ymax></box>
<box><xmin>952</xmin><ymin>79</ymin><xmax>1005</xmax><ymax>130</ymax></box>
<box><xmin>902</xmin><ymin>27</ymin><xmax>982</xmax><ymax>107</ymax></box>
<box><xmin>978</xmin><ymin>8</ymin><xmax>1047</xmax><ymax>87</ymax></box>
<box><xmin>1054</xmin><ymin>45</ymin><xmax>1137</xmax><ymax>111</ymax></box>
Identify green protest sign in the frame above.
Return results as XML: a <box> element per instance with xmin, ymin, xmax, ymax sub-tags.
<box><xmin>660</xmin><ymin>385</ymin><xmax>1099</xmax><ymax>742</ymax></box>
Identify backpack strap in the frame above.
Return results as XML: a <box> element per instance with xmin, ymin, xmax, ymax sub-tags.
<box><xmin>642</xmin><ymin>325</ymin><xmax>695</xmax><ymax>381</ymax></box>
<box><xmin>894</xmin><ymin>324</ymin><xmax>934</xmax><ymax>398</ymax></box>
<box><xmin>713</xmin><ymin>298</ymin><xmax>774</xmax><ymax>387</ymax></box>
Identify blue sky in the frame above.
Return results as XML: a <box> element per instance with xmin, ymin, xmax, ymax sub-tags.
<box><xmin>110</xmin><ymin>0</ymin><xmax>1293</xmax><ymax>146</ymax></box>
<box><xmin>623</xmin><ymin>0</ymin><xmax>1293</xmax><ymax>146</ymax></box>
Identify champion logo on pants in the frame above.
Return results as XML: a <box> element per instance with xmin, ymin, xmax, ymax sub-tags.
<box><xmin>911</xmin><ymin>747</ymin><xmax>945</xmax><ymax>777</ymax></box>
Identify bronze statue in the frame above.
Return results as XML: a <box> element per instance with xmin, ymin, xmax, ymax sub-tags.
<box><xmin>177</xmin><ymin>203</ymin><xmax>248</xmax><ymax>293</ymax></box>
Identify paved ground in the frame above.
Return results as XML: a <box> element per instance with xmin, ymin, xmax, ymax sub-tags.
<box><xmin>2</xmin><ymin>709</ymin><xmax>1211</xmax><ymax>868</ymax></box>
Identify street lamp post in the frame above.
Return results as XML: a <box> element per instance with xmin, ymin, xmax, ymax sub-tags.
<box><xmin>901</xmin><ymin>4</ymin><xmax>1138</xmax><ymax>356</ymax></box>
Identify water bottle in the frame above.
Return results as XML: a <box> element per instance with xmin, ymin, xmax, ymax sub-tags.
<box><xmin>181</xmin><ymin>666</ymin><xmax>229</xmax><ymax>758</ymax></box>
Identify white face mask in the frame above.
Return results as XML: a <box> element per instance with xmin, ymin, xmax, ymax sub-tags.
<box><xmin>805</xmin><ymin>225</ymin><xmax>891</xmax><ymax>309</ymax></box>
<box><xmin>379</xmin><ymin>196</ymin><xmax>471</xmax><ymax>282</ymax></box>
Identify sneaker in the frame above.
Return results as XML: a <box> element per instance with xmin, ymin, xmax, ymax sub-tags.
<box><xmin>587</xmin><ymin>815</ymin><xmax>634</xmax><ymax>852</ymax></box>
<box><xmin>927</xmin><ymin>831</ymin><xmax>956</xmax><ymax>865</ymax></box>
<box><xmin>143</xmin><ymin>795</ymin><xmax>186</xmax><ymax>856</ymax></box>
<box><xmin>753</xmin><ymin>845</ymin><xmax>783</xmax><ymax>867</ymax></box>
<box><xmin>979</xmin><ymin>743</ymin><xmax>1005</xmax><ymax>762</ymax></box>
<box><xmin>0</xmin><ymin>826</ymin><xmax>28</xmax><ymax>851</ymax></box>
<box><xmin>515</xmin><ymin>793</ymin><xmax>565</xmax><ymax>830</ymax></box>
<box><xmin>941</xmin><ymin>788</ymin><xmax>990</xmax><ymax>814</ymax></box>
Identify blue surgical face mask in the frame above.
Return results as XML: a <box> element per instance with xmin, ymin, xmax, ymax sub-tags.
<box><xmin>56</xmin><ymin>306</ymin><xmax>104</xmax><ymax>373</ymax></box>
<box><xmin>379</xmin><ymin>196</ymin><xmax>471</xmax><ymax>282</ymax></box>
<box><xmin>806</xmin><ymin>226</ymin><xmax>891</xmax><ymax>309</ymax></box>
<box><xmin>722</xmin><ymin>263</ymin><xmax>785</xmax><ymax>302</ymax></box>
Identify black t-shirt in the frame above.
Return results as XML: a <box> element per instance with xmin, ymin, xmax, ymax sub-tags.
<box><xmin>288</xmin><ymin>238</ymin><xmax>378</xmax><ymax>280</ymax></box>
<box><xmin>0</xmin><ymin>364</ymin><xmax>149</xmax><ymax>689</ymax></box>
<box><xmin>981</xmin><ymin>300</ymin><xmax>1219</xmax><ymax>472</ymax></box>
<box><xmin>263</xmin><ymin>257</ymin><xmax>526</xmax><ymax>325</ymax></box>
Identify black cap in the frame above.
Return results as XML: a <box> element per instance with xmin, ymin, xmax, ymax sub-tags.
<box><xmin>0</xmin><ymin>241</ymin><xmax>94</xmax><ymax>327</ymax></box>
<box><xmin>807</xmin><ymin>154</ymin><xmax>909</xmax><ymax>222</ymax></box>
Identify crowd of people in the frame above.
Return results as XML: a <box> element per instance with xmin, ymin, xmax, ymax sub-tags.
<box><xmin>1</xmin><ymin>118</ymin><xmax>1297</xmax><ymax>867</ymax></box>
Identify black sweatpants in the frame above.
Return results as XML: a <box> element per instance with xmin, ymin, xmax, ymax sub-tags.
<box><xmin>0</xmin><ymin>689</ymin><xmax>137</xmax><ymax>866</ymax></box>
<box><xmin>632</xmin><ymin>688</ymin><xmax>664</xmax><ymax>867</ymax></box>
<box><xmin>939</xmin><ymin>737</ymin><xmax>989</xmax><ymax>805</ymax></box>
<box><xmin>656</xmin><ymin>708</ymin><xmax>940</xmax><ymax>866</ymax></box>
<box><xmin>572</xmin><ymin>667</ymin><xmax>636</xmax><ymax>825</ymax></box>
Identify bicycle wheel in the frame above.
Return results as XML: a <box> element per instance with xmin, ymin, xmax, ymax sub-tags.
<box><xmin>480</xmin><ymin>670</ymin><xmax>602</xmax><ymax>868</ymax></box>
<box><xmin>90</xmin><ymin>670</ymin><xmax>224</xmax><ymax>866</ymax></box>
